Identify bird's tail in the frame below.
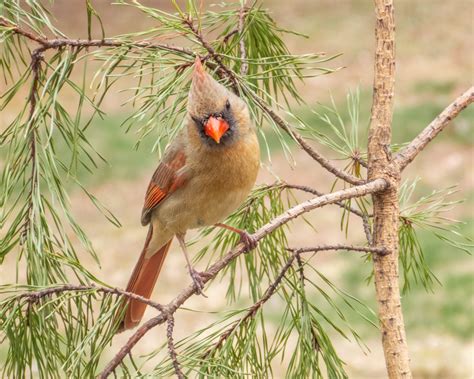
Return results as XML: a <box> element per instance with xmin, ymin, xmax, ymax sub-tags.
<box><xmin>117</xmin><ymin>226</ymin><xmax>172</xmax><ymax>332</ymax></box>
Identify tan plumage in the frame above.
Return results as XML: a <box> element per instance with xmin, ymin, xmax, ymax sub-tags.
<box><xmin>119</xmin><ymin>57</ymin><xmax>259</xmax><ymax>331</ymax></box>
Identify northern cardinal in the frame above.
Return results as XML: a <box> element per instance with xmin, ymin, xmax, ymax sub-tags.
<box><xmin>119</xmin><ymin>57</ymin><xmax>260</xmax><ymax>331</ymax></box>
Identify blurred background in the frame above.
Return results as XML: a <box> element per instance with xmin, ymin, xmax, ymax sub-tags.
<box><xmin>0</xmin><ymin>1</ymin><xmax>472</xmax><ymax>377</ymax></box>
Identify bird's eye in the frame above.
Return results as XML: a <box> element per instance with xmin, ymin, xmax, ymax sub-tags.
<box><xmin>225</xmin><ymin>99</ymin><xmax>231</xmax><ymax>109</ymax></box>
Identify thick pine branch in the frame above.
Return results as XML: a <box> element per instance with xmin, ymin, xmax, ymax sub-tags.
<box><xmin>368</xmin><ymin>1</ymin><xmax>412</xmax><ymax>378</ymax></box>
<box><xmin>283</xmin><ymin>183</ymin><xmax>368</xmax><ymax>218</ymax></box>
<box><xmin>394</xmin><ymin>86</ymin><xmax>474</xmax><ymax>170</ymax></box>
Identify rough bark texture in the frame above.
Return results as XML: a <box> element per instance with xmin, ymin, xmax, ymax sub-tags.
<box><xmin>368</xmin><ymin>1</ymin><xmax>412</xmax><ymax>378</ymax></box>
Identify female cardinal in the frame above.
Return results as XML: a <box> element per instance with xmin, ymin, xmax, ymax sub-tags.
<box><xmin>119</xmin><ymin>57</ymin><xmax>260</xmax><ymax>331</ymax></box>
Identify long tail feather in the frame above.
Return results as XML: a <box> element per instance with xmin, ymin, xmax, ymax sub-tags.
<box><xmin>118</xmin><ymin>227</ymin><xmax>172</xmax><ymax>332</ymax></box>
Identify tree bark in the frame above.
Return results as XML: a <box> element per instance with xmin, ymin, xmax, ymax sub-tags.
<box><xmin>368</xmin><ymin>1</ymin><xmax>412</xmax><ymax>378</ymax></box>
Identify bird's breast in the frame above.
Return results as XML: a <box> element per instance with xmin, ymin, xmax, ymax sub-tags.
<box><xmin>154</xmin><ymin>132</ymin><xmax>259</xmax><ymax>233</ymax></box>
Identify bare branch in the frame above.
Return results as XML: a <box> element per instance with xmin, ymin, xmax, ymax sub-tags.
<box><xmin>222</xmin><ymin>29</ymin><xmax>238</xmax><ymax>43</ymax></box>
<box><xmin>166</xmin><ymin>315</ymin><xmax>184</xmax><ymax>379</ymax></box>
<box><xmin>287</xmin><ymin>244</ymin><xmax>387</xmax><ymax>255</ymax></box>
<box><xmin>98</xmin><ymin>178</ymin><xmax>387</xmax><ymax>377</ymax></box>
<box><xmin>283</xmin><ymin>183</ymin><xmax>368</xmax><ymax>218</ymax></box>
<box><xmin>362</xmin><ymin>213</ymin><xmax>373</xmax><ymax>245</ymax></box>
<box><xmin>394</xmin><ymin>86</ymin><xmax>474</xmax><ymax>171</ymax></box>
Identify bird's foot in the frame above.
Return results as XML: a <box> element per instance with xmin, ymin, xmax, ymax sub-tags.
<box><xmin>189</xmin><ymin>268</ymin><xmax>207</xmax><ymax>297</ymax></box>
<box><xmin>214</xmin><ymin>223</ymin><xmax>257</xmax><ymax>253</ymax></box>
<box><xmin>239</xmin><ymin>230</ymin><xmax>258</xmax><ymax>253</ymax></box>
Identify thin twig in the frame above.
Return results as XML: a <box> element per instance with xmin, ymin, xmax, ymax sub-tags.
<box><xmin>352</xmin><ymin>152</ymin><xmax>368</xmax><ymax>168</ymax></box>
<box><xmin>183</xmin><ymin>17</ymin><xmax>240</xmax><ymax>93</ymax></box>
<box><xmin>223</xmin><ymin>29</ymin><xmax>238</xmax><ymax>43</ymax></box>
<box><xmin>394</xmin><ymin>86</ymin><xmax>474</xmax><ymax>171</ymax></box>
<box><xmin>21</xmin><ymin>47</ymin><xmax>43</xmax><ymax>240</ymax></box>
<box><xmin>287</xmin><ymin>244</ymin><xmax>388</xmax><ymax>255</ymax></box>
<box><xmin>180</xmin><ymin>11</ymin><xmax>366</xmax><ymax>187</ymax></box>
<box><xmin>362</xmin><ymin>213</ymin><xmax>373</xmax><ymax>245</ymax></box>
<box><xmin>98</xmin><ymin>178</ymin><xmax>387</xmax><ymax>377</ymax></box>
<box><xmin>238</xmin><ymin>2</ymin><xmax>248</xmax><ymax>76</ymax></box>
<box><xmin>166</xmin><ymin>315</ymin><xmax>184</xmax><ymax>379</ymax></box>
<box><xmin>202</xmin><ymin>249</ymin><xmax>299</xmax><ymax>358</ymax></box>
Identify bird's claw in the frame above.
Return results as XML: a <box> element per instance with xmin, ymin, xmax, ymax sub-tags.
<box><xmin>189</xmin><ymin>268</ymin><xmax>207</xmax><ymax>297</ymax></box>
<box><xmin>239</xmin><ymin>231</ymin><xmax>258</xmax><ymax>252</ymax></box>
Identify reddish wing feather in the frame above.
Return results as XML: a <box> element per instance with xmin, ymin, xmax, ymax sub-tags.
<box><xmin>143</xmin><ymin>183</ymin><xmax>166</xmax><ymax>210</ymax></box>
<box><xmin>141</xmin><ymin>149</ymin><xmax>187</xmax><ymax>225</ymax></box>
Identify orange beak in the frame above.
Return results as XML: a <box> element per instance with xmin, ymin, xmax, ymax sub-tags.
<box><xmin>204</xmin><ymin>116</ymin><xmax>229</xmax><ymax>144</ymax></box>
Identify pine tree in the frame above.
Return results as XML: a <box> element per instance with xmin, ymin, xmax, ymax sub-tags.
<box><xmin>0</xmin><ymin>1</ymin><xmax>472</xmax><ymax>378</ymax></box>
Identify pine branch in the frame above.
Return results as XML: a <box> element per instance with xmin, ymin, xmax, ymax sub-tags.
<box><xmin>394</xmin><ymin>86</ymin><xmax>474</xmax><ymax>171</ymax></box>
<box><xmin>202</xmin><ymin>249</ymin><xmax>299</xmax><ymax>359</ymax></box>
<box><xmin>21</xmin><ymin>47</ymin><xmax>42</xmax><ymax>239</ymax></box>
<box><xmin>253</xmin><ymin>96</ymin><xmax>366</xmax><ymax>185</ymax></box>
<box><xmin>202</xmin><ymin>242</ymin><xmax>386</xmax><ymax>359</ymax></box>
<box><xmin>182</xmin><ymin>16</ymin><xmax>240</xmax><ymax>92</ymax></box>
<box><xmin>0</xmin><ymin>16</ymin><xmax>195</xmax><ymax>57</ymax></box>
<box><xmin>15</xmin><ymin>284</ymin><xmax>164</xmax><ymax>311</ymax></box>
<box><xmin>98</xmin><ymin>178</ymin><xmax>386</xmax><ymax>377</ymax></box>
<box><xmin>1</xmin><ymin>14</ymin><xmax>359</xmax><ymax>187</ymax></box>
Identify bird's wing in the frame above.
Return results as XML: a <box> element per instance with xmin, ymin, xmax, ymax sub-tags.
<box><xmin>141</xmin><ymin>143</ymin><xmax>187</xmax><ymax>226</ymax></box>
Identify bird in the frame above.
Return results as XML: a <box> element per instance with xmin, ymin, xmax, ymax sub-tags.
<box><xmin>118</xmin><ymin>57</ymin><xmax>260</xmax><ymax>331</ymax></box>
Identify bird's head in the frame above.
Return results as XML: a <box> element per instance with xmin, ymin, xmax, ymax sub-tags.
<box><xmin>187</xmin><ymin>57</ymin><xmax>250</xmax><ymax>146</ymax></box>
